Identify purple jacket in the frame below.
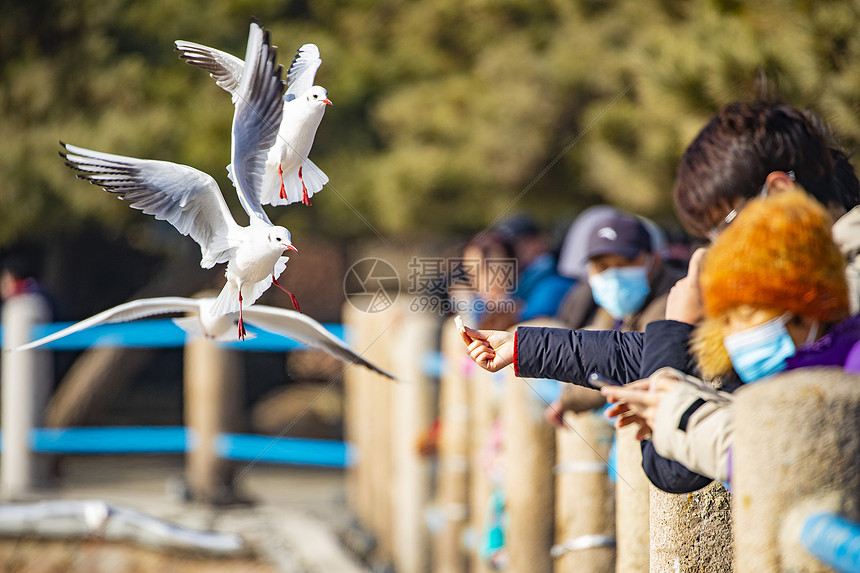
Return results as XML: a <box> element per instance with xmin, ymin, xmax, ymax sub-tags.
<box><xmin>786</xmin><ymin>314</ymin><xmax>860</xmax><ymax>373</ymax></box>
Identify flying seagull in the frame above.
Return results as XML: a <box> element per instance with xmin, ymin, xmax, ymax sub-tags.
<box><xmin>61</xmin><ymin>22</ymin><xmax>298</xmax><ymax>340</ymax></box>
<box><xmin>11</xmin><ymin>297</ymin><xmax>395</xmax><ymax>380</ymax></box>
<box><xmin>175</xmin><ymin>38</ymin><xmax>331</xmax><ymax>207</ymax></box>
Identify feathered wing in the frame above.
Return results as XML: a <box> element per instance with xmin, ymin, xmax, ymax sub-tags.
<box><xmin>12</xmin><ymin>298</ymin><xmax>202</xmax><ymax>351</ymax></box>
<box><xmin>242</xmin><ymin>305</ymin><xmax>396</xmax><ymax>379</ymax></box>
<box><xmin>174</xmin><ymin>40</ymin><xmax>246</xmax><ymax>96</ymax></box>
<box><xmin>230</xmin><ymin>22</ymin><xmax>285</xmax><ymax>227</ymax></box>
<box><xmin>285</xmin><ymin>44</ymin><xmax>322</xmax><ymax>101</ymax></box>
<box><xmin>61</xmin><ymin>143</ymin><xmax>241</xmax><ymax>268</ymax></box>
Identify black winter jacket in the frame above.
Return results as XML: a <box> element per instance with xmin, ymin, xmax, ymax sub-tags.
<box><xmin>638</xmin><ymin>319</ymin><xmax>742</xmax><ymax>493</ymax></box>
<box><xmin>515</xmin><ymin>326</ymin><xmax>644</xmax><ymax>386</ymax></box>
<box><xmin>514</xmin><ymin>318</ymin><xmax>735</xmax><ymax>494</ymax></box>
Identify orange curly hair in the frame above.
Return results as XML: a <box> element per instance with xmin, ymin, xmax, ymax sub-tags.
<box><xmin>693</xmin><ymin>190</ymin><xmax>848</xmax><ymax>381</ymax></box>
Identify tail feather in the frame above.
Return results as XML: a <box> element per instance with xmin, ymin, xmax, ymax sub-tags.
<box><xmin>172</xmin><ymin>317</ymin><xmax>254</xmax><ymax>342</ymax></box>
<box><xmin>210</xmin><ymin>281</ymin><xmax>240</xmax><ymax>317</ymax></box>
<box><xmin>261</xmin><ymin>159</ymin><xmax>286</xmax><ymax>205</ymax></box>
<box><xmin>262</xmin><ymin>159</ymin><xmax>327</xmax><ymax>206</ymax></box>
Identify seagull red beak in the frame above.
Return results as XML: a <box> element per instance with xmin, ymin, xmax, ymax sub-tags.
<box><xmin>323</xmin><ymin>98</ymin><xmax>333</xmax><ymax>106</ymax></box>
<box><xmin>285</xmin><ymin>244</ymin><xmax>298</xmax><ymax>253</ymax></box>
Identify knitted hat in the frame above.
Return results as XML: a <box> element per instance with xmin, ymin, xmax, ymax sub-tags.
<box><xmin>693</xmin><ymin>190</ymin><xmax>848</xmax><ymax>381</ymax></box>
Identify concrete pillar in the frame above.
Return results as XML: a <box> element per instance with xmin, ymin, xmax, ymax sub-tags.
<box><xmin>390</xmin><ymin>302</ymin><xmax>438</xmax><ymax>573</ymax></box>
<box><xmin>553</xmin><ymin>410</ymin><xmax>615</xmax><ymax>572</ymax></box>
<box><xmin>183</xmin><ymin>335</ymin><xmax>243</xmax><ymax>504</ymax></box>
<box><xmin>468</xmin><ymin>366</ymin><xmax>501</xmax><ymax>573</ymax></box>
<box><xmin>343</xmin><ymin>302</ymin><xmax>371</xmax><ymax>526</ymax></box>
<box><xmin>365</xmin><ymin>304</ymin><xmax>398</xmax><ymax>567</ymax></box>
<box><xmin>433</xmin><ymin>317</ymin><xmax>471</xmax><ymax>573</ymax></box>
<box><xmin>732</xmin><ymin>368</ymin><xmax>860</xmax><ymax>572</ymax></box>
<box><xmin>1</xmin><ymin>293</ymin><xmax>52</xmax><ymax>497</ymax></box>
<box><xmin>648</xmin><ymin>482</ymin><xmax>732</xmax><ymax>573</ymax></box>
<box><xmin>614</xmin><ymin>425</ymin><xmax>651</xmax><ymax>573</ymax></box>
<box><xmin>502</xmin><ymin>367</ymin><xmax>556</xmax><ymax>572</ymax></box>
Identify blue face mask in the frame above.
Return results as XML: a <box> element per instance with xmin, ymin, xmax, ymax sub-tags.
<box><xmin>588</xmin><ymin>265</ymin><xmax>651</xmax><ymax>319</ymax></box>
<box><xmin>723</xmin><ymin>314</ymin><xmax>796</xmax><ymax>383</ymax></box>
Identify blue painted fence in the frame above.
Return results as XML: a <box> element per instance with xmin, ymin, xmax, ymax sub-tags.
<box><xmin>0</xmin><ymin>319</ymin><xmax>354</xmax><ymax>467</ymax></box>
<box><xmin>0</xmin><ymin>427</ymin><xmax>353</xmax><ymax>468</ymax></box>
<box><xmin>0</xmin><ymin>319</ymin><xmax>347</xmax><ymax>352</ymax></box>
<box><xmin>801</xmin><ymin>512</ymin><xmax>860</xmax><ymax>573</ymax></box>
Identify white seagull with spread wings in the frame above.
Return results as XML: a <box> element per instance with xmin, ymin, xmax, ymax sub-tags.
<box><xmin>175</xmin><ymin>38</ymin><xmax>331</xmax><ymax>207</ymax></box>
<box><xmin>61</xmin><ymin>22</ymin><xmax>297</xmax><ymax>340</ymax></box>
<box><xmin>12</xmin><ymin>297</ymin><xmax>395</xmax><ymax>380</ymax></box>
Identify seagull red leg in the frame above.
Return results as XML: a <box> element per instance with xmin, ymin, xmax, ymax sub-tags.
<box><xmin>279</xmin><ymin>164</ymin><xmax>287</xmax><ymax>201</ymax></box>
<box><xmin>299</xmin><ymin>166</ymin><xmax>311</xmax><ymax>206</ymax></box>
<box><xmin>272</xmin><ymin>276</ymin><xmax>302</xmax><ymax>313</ymax></box>
<box><xmin>237</xmin><ymin>291</ymin><xmax>247</xmax><ymax>340</ymax></box>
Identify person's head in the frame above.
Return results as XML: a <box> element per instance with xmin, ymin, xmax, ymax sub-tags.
<box><xmin>584</xmin><ymin>211</ymin><xmax>655</xmax><ymax>319</ymax></box>
<box><xmin>674</xmin><ymin>101</ymin><xmax>859</xmax><ymax>238</ymax></box>
<box><xmin>461</xmin><ymin>232</ymin><xmax>515</xmax><ymax>301</ymax></box>
<box><xmin>0</xmin><ymin>251</ymin><xmax>42</xmax><ymax>300</ymax></box>
<box><xmin>693</xmin><ymin>190</ymin><xmax>849</xmax><ymax>383</ymax></box>
<box><xmin>495</xmin><ymin>214</ymin><xmax>547</xmax><ymax>267</ymax></box>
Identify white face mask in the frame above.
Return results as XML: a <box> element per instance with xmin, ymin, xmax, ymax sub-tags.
<box><xmin>588</xmin><ymin>265</ymin><xmax>651</xmax><ymax>319</ymax></box>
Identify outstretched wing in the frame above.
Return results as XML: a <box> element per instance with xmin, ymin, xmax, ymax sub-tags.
<box><xmin>174</xmin><ymin>40</ymin><xmax>246</xmax><ymax>95</ymax></box>
<box><xmin>285</xmin><ymin>44</ymin><xmax>322</xmax><ymax>101</ymax></box>
<box><xmin>242</xmin><ymin>305</ymin><xmax>396</xmax><ymax>380</ymax></box>
<box><xmin>13</xmin><ymin>297</ymin><xmax>202</xmax><ymax>351</ymax></box>
<box><xmin>61</xmin><ymin>143</ymin><xmax>240</xmax><ymax>268</ymax></box>
<box><xmin>231</xmin><ymin>21</ymin><xmax>285</xmax><ymax>226</ymax></box>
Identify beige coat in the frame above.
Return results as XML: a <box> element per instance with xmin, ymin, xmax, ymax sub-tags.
<box><xmin>648</xmin><ymin>368</ymin><xmax>735</xmax><ymax>482</ymax></box>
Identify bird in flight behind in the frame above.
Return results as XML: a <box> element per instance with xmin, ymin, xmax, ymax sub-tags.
<box><xmin>176</xmin><ymin>37</ymin><xmax>331</xmax><ymax>207</ymax></box>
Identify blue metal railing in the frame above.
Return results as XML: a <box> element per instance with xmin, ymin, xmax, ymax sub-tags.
<box><xmin>0</xmin><ymin>319</ymin><xmax>347</xmax><ymax>352</ymax></box>
<box><xmin>0</xmin><ymin>319</ymin><xmax>353</xmax><ymax>466</ymax></box>
<box><xmin>801</xmin><ymin>512</ymin><xmax>860</xmax><ymax>573</ymax></box>
<box><xmin>0</xmin><ymin>427</ymin><xmax>353</xmax><ymax>468</ymax></box>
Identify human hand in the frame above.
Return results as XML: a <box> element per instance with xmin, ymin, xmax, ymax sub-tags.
<box><xmin>601</xmin><ymin>374</ymin><xmax>680</xmax><ymax>440</ymax></box>
<box><xmin>665</xmin><ymin>247</ymin><xmax>707</xmax><ymax>325</ymax></box>
<box><xmin>544</xmin><ymin>399</ymin><xmax>565</xmax><ymax>428</ymax></box>
<box><xmin>459</xmin><ymin>322</ymin><xmax>514</xmax><ymax>373</ymax></box>
<box><xmin>604</xmin><ymin>400</ymin><xmax>653</xmax><ymax>441</ymax></box>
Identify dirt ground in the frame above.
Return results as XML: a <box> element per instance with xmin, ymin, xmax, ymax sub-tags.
<box><xmin>0</xmin><ymin>455</ymin><xmax>365</xmax><ymax>573</ymax></box>
<box><xmin>0</xmin><ymin>538</ymin><xmax>277</xmax><ymax>573</ymax></box>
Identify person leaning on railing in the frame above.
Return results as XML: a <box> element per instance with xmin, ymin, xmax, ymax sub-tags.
<box><xmin>600</xmin><ymin>190</ymin><xmax>860</xmax><ymax>486</ymax></box>
<box><xmin>458</xmin><ymin>101</ymin><xmax>860</xmax><ymax>495</ymax></box>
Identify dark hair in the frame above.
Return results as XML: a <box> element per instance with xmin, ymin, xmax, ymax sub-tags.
<box><xmin>465</xmin><ymin>231</ymin><xmax>516</xmax><ymax>260</ymax></box>
<box><xmin>830</xmin><ymin>146</ymin><xmax>860</xmax><ymax>212</ymax></box>
<box><xmin>1</xmin><ymin>249</ymin><xmax>42</xmax><ymax>281</ymax></box>
<box><xmin>674</xmin><ymin>102</ymin><xmax>842</xmax><ymax>237</ymax></box>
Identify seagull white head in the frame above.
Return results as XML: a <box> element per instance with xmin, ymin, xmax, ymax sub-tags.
<box><xmin>268</xmin><ymin>225</ymin><xmax>298</xmax><ymax>253</ymax></box>
<box><xmin>306</xmin><ymin>86</ymin><xmax>332</xmax><ymax>106</ymax></box>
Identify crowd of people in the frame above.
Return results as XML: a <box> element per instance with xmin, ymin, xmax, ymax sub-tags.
<box><xmin>457</xmin><ymin>99</ymin><xmax>860</xmax><ymax>504</ymax></box>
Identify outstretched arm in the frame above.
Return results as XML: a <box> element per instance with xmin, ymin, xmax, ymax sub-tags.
<box><xmin>459</xmin><ymin>319</ymin><xmax>646</xmax><ymax>385</ymax></box>
<box><xmin>460</xmin><ymin>325</ymin><xmax>515</xmax><ymax>373</ymax></box>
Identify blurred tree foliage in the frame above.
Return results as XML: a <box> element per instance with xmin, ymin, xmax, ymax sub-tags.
<box><xmin>2</xmin><ymin>0</ymin><xmax>860</xmax><ymax>250</ymax></box>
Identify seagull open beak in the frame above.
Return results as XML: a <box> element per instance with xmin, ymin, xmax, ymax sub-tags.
<box><xmin>285</xmin><ymin>243</ymin><xmax>299</xmax><ymax>253</ymax></box>
<box><xmin>323</xmin><ymin>98</ymin><xmax>333</xmax><ymax>106</ymax></box>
